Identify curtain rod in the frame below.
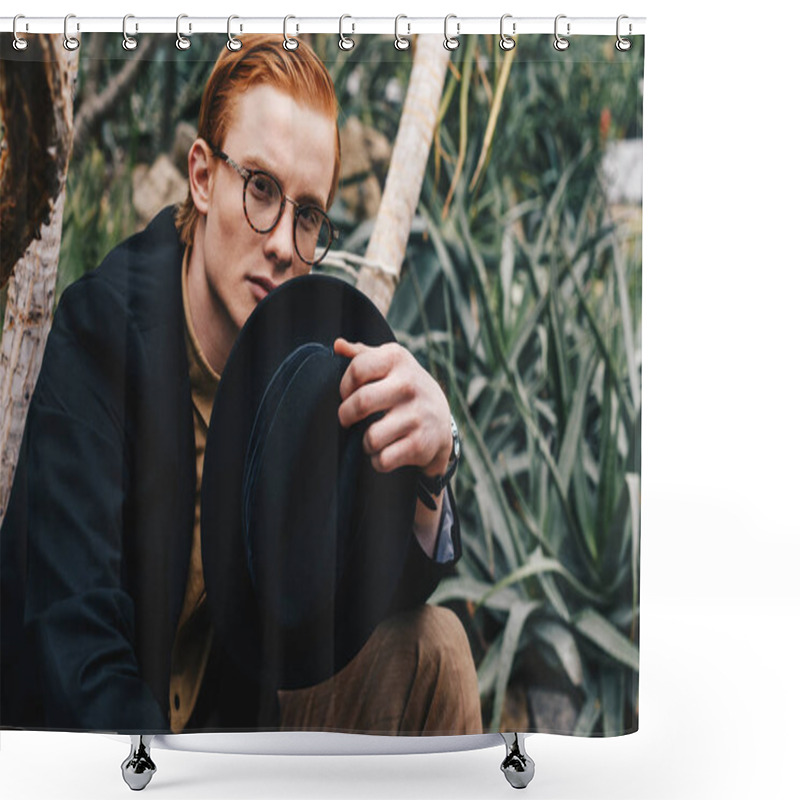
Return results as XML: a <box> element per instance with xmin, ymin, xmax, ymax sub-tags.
<box><xmin>1</xmin><ymin>16</ymin><xmax>646</xmax><ymax>37</ymax></box>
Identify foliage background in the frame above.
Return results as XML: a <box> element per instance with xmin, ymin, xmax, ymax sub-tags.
<box><xmin>39</xmin><ymin>32</ymin><xmax>643</xmax><ymax>736</ymax></box>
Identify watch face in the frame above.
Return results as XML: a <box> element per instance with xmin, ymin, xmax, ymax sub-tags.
<box><xmin>450</xmin><ymin>414</ymin><xmax>461</xmax><ymax>461</ymax></box>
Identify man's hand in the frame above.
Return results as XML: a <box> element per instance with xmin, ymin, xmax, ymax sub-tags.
<box><xmin>335</xmin><ymin>338</ymin><xmax>453</xmax><ymax>559</ymax></box>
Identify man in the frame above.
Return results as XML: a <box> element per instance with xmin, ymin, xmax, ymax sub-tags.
<box><xmin>0</xmin><ymin>35</ymin><xmax>481</xmax><ymax>735</ymax></box>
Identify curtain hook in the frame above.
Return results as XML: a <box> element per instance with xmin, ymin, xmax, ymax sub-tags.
<box><xmin>616</xmin><ymin>15</ymin><xmax>632</xmax><ymax>51</ymax></box>
<box><xmin>64</xmin><ymin>13</ymin><xmax>80</xmax><ymax>51</ymax></box>
<box><xmin>444</xmin><ymin>14</ymin><xmax>460</xmax><ymax>51</ymax></box>
<box><xmin>554</xmin><ymin>14</ymin><xmax>570</xmax><ymax>51</ymax></box>
<box><xmin>227</xmin><ymin>15</ymin><xmax>242</xmax><ymax>51</ymax></box>
<box><xmin>499</xmin><ymin>14</ymin><xmax>515</xmax><ymax>51</ymax></box>
<box><xmin>122</xmin><ymin>14</ymin><xmax>138</xmax><ymax>51</ymax></box>
<box><xmin>283</xmin><ymin>15</ymin><xmax>299</xmax><ymax>51</ymax></box>
<box><xmin>12</xmin><ymin>14</ymin><xmax>28</xmax><ymax>51</ymax></box>
<box><xmin>339</xmin><ymin>15</ymin><xmax>355</xmax><ymax>51</ymax></box>
<box><xmin>394</xmin><ymin>15</ymin><xmax>410</xmax><ymax>51</ymax></box>
<box><xmin>176</xmin><ymin>14</ymin><xmax>191</xmax><ymax>50</ymax></box>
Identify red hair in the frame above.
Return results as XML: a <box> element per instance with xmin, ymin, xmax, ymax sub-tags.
<box><xmin>175</xmin><ymin>34</ymin><xmax>340</xmax><ymax>247</ymax></box>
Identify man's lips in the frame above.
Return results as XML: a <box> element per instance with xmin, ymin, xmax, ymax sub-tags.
<box><xmin>247</xmin><ymin>276</ymin><xmax>277</xmax><ymax>300</ymax></box>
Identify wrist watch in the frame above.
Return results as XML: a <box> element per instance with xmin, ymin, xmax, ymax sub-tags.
<box><xmin>417</xmin><ymin>414</ymin><xmax>461</xmax><ymax>510</ymax></box>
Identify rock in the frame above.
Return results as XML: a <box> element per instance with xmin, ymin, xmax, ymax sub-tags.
<box><xmin>528</xmin><ymin>687</ymin><xmax>579</xmax><ymax>734</ymax></box>
<box><xmin>171</xmin><ymin>122</ymin><xmax>197</xmax><ymax>177</ymax></box>
<box><xmin>132</xmin><ymin>154</ymin><xmax>188</xmax><ymax>228</ymax></box>
<box><xmin>338</xmin><ymin>117</ymin><xmax>393</xmax><ymax>221</ymax></box>
<box><xmin>500</xmin><ymin>682</ymin><xmax>531</xmax><ymax>731</ymax></box>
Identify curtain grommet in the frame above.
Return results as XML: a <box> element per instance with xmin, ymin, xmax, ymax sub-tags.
<box><xmin>339</xmin><ymin>14</ymin><xmax>355</xmax><ymax>51</ymax></box>
<box><xmin>12</xmin><ymin>14</ymin><xmax>28</xmax><ymax>51</ymax></box>
<box><xmin>227</xmin><ymin>15</ymin><xmax>243</xmax><ymax>51</ymax></box>
<box><xmin>122</xmin><ymin>14</ymin><xmax>138</xmax><ymax>51</ymax></box>
<box><xmin>554</xmin><ymin>14</ymin><xmax>570</xmax><ymax>51</ymax></box>
<box><xmin>283</xmin><ymin>15</ymin><xmax>299</xmax><ymax>51</ymax></box>
<box><xmin>64</xmin><ymin>13</ymin><xmax>80</xmax><ymax>51</ymax></box>
<box><xmin>444</xmin><ymin>14</ymin><xmax>460</xmax><ymax>51</ymax></box>
<box><xmin>616</xmin><ymin>15</ymin><xmax>632</xmax><ymax>51</ymax></box>
<box><xmin>176</xmin><ymin>14</ymin><xmax>191</xmax><ymax>50</ymax></box>
<box><xmin>499</xmin><ymin>14</ymin><xmax>516</xmax><ymax>51</ymax></box>
<box><xmin>394</xmin><ymin>15</ymin><xmax>410</xmax><ymax>51</ymax></box>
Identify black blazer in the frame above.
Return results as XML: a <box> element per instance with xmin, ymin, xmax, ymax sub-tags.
<box><xmin>0</xmin><ymin>207</ymin><xmax>457</xmax><ymax>732</ymax></box>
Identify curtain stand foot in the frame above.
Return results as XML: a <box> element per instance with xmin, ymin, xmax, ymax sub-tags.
<box><xmin>499</xmin><ymin>732</ymin><xmax>535</xmax><ymax>789</ymax></box>
<box><xmin>121</xmin><ymin>735</ymin><xmax>156</xmax><ymax>791</ymax></box>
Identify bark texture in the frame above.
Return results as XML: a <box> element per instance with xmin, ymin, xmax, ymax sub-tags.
<box><xmin>0</xmin><ymin>35</ymin><xmax>79</xmax><ymax>521</ymax></box>
<box><xmin>357</xmin><ymin>36</ymin><xmax>451</xmax><ymax>315</ymax></box>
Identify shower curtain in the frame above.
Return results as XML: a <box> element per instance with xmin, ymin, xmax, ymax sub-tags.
<box><xmin>0</xmin><ymin>26</ymin><xmax>643</xmax><ymax>740</ymax></box>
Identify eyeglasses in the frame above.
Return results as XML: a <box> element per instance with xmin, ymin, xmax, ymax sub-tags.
<box><xmin>211</xmin><ymin>146</ymin><xmax>338</xmax><ymax>266</ymax></box>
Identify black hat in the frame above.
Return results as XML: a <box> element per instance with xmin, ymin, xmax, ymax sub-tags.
<box><xmin>201</xmin><ymin>274</ymin><xmax>418</xmax><ymax>690</ymax></box>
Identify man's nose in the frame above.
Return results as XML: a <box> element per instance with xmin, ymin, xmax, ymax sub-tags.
<box><xmin>263</xmin><ymin>203</ymin><xmax>295</xmax><ymax>270</ymax></box>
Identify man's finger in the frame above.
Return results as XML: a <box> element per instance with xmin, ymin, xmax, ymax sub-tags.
<box><xmin>333</xmin><ymin>337</ymin><xmax>368</xmax><ymax>359</ymax></box>
<box><xmin>361</xmin><ymin>411</ymin><xmax>416</xmax><ymax>456</ymax></box>
<box><xmin>338</xmin><ymin>376</ymin><xmax>409</xmax><ymax>428</ymax></box>
<box><xmin>337</xmin><ymin>343</ymin><xmax>397</xmax><ymax>401</ymax></box>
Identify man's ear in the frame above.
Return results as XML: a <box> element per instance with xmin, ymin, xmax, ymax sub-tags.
<box><xmin>188</xmin><ymin>139</ymin><xmax>214</xmax><ymax>215</ymax></box>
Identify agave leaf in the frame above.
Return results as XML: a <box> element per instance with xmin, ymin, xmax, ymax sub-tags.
<box><xmin>500</xmin><ymin>224</ymin><xmax>515</xmax><ymax>338</ymax></box>
<box><xmin>626</xmin><ymin>472</ymin><xmax>641</xmax><ymax>620</ymax></box>
<box><xmin>460</xmin><ymin>425</ymin><xmax>519</xmax><ymax>573</ymax></box>
<box><xmin>564</xmin><ymin>259</ymin><xmax>636</xmax><ymax>433</ymax></box>
<box><xmin>557</xmin><ymin>352</ymin><xmax>598</xmax><ymax>491</ymax></box>
<box><xmin>572</xmin><ymin>608</ymin><xmax>639</xmax><ymax>672</ymax></box>
<box><xmin>429</xmin><ymin>575</ymin><xmax>520</xmax><ymax>614</ymax></box>
<box><xmin>531</xmin><ymin>619</ymin><xmax>584</xmax><ymax>687</ymax></box>
<box><xmin>469</xmin><ymin>44</ymin><xmax>516</xmax><ymax>191</ymax></box>
<box><xmin>601</xmin><ymin>668</ymin><xmax>624</xmax><ymax>736</ymax></box>
<box><xmin>536</xmin><ymin>573</ymin><xmax>571</xmax><ymax>623</ymax></box>
<box><xmin>611</xmin><ymin>228</ymin><xmax>641</xmax><ymax>413</ymax></box>
<box><xmin>442</xmin><ymin>35</ymin><xmax>477</xmax><ymax>220</ymax></box>
<box><xmin>482</xmin><ymin>547</ymin><xmax>605</xmax><ymax>606</ymax></box>
<box><xmin>419</xmin><ymin>205</ymin><xmax>480</xmax><ymax>350</ymax></box>
<box><xmin>491</xmin><ymin>599</ymin><xmax>541</xmax><ymax>731</ymax></box>
<box><xmin>477</xmin><ymin>636</ymin><xmax>502</xmax><ymax>697</ymax></box>
<box><xmin>573</xmin><ymin>692</ymin><xmax>601</xmax><ymax>736</ymax></box>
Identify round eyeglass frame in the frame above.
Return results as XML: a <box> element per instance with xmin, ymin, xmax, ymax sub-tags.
<box><xmin>211</xmin><ymin>146</ymin><xmax>338</xmax><ymax>266</ymax></box>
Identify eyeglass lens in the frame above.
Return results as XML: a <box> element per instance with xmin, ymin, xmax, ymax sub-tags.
<box><xmin>245</xmin><ymin>172</ymin><xmax>333</xmax><ymax>264</ymax></box>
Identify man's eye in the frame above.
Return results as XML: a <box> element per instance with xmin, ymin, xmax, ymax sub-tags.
<box><xmin>249</xmin><ymin>174</ymin><xmax>280</xmax><ymax>203</ymax></box>
<box><xmin>298</xmin><ymin>206</ymin><xmax>323</xmax><ymax>231</ymax></box>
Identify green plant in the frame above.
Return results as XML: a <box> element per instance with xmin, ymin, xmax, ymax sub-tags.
<box><xmin>385</xmin><ymin>36</ymin><xmax>642</xmax><ymax>735</ymax></box>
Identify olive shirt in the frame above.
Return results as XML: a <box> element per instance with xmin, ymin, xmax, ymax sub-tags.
<box><xmin>168</xmin><ymin>249</ymin><xmax>219</xmax><ymax>732</ymax></box>
<box><xmin>170</xmin><ymin>252</ymin><xmax>457</xmax><ymax>732</ymax></box>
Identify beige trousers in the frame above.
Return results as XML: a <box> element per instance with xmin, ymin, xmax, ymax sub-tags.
<box><xmin>277</xmin><ymin>605</ymin><xmax>483</xmax><ymax>735</ymax></box>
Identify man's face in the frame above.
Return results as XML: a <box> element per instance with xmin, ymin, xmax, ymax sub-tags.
<box><xmin>194</xmin><ymin>84</ymin><xmax>337</xmax><ymax>344</ymax></box>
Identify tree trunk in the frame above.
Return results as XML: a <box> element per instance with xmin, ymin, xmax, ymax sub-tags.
<box><xmin>0</xmin><ymin>35</ymin><xmax>79</xmax><ymax>522</ymax></box>
<box><xmin>357</xmin><ymin>36</ymin><xmax>451</xmax><ymax>315</ymax></box>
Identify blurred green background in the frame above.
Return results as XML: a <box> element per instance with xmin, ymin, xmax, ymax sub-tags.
<box><xmin>54</xmin><ymin>32</ymin><xmax>643</xmax><ymax>736</ymax></box>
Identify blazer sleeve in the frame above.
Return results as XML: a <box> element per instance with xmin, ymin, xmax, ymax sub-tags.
<box><xmin>20</xmin><ymin>274</ymin><xmax>168</xmax><ymax>732</ymax></box>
